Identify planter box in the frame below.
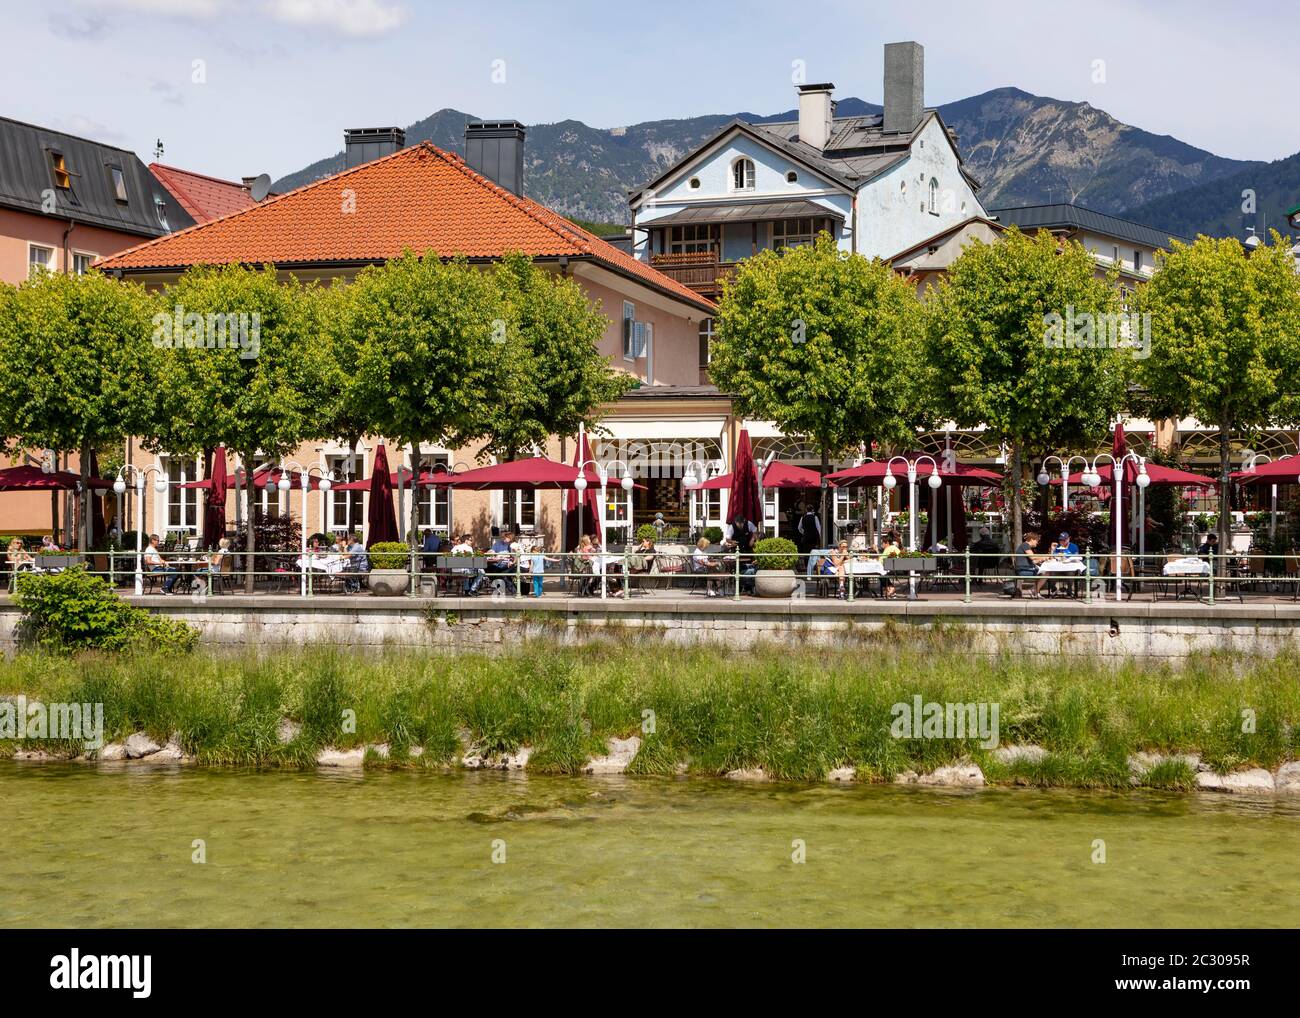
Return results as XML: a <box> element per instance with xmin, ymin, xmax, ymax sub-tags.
<box><xmin>886</xmin><ymin>556</ymin><xmax>937</xmax><ymax>573</ymax></box>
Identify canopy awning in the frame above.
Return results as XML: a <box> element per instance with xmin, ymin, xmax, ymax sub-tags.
<box><xmin>826</xmin><ymin>460</ymin><xmax>1001</xmax><ymax>488</ymax></box>
<box><xmin>426</xmin><ymin>456</ymin><xmax>644</xmax><ymax>491</ymax></box>
<box><xmin>645</xmin><ymin>199</ymin><xmax>844</xmax><ymax>228</ymax></box>
<box><xmin>695</xmin><ymin>460</ymin><xmax>833</xmax><ymax>490</ymax></box>
<box><xmin>1062</xmin><ymin>463</ymin><xmax>1215</xmax><ymax>487</ymax></box>
<box><xmin>1229</xmin><ymin>456</ymin><xmax>1300</xmax><ymax>485</ymax></box>
<box><xmin>0</xmin><ymin>465</ymin><xmax>114</xmax><ymax>491</ymax></box>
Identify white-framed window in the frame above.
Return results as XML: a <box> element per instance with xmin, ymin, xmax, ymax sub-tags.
<box><xmin>28</xmin><ymin>244</ymin><xmax>54</xmax><ymax>277</ymax></box>
<box><xmin>772</xmin><ymin>216</ymin><xmax>830</xmax><ymax>250</ymax></box>
<box><xmin>928</xmin><ymin>177</ymin><xmax>939</xmax><ymax>215</ymax></box>
<box><xmin>668</xmin><ymin>224</ymin><xmax>718</xmax><ymax>254</ymax></box>
<box><xmin>416</xmin><ymin>451</ymin><xmax>450</xmax><ymax>532</ymax></box>
<box><xmin>326</xmin><ymin>453</ymin><xmax>364</xmax><ymax>534</ymax></box>
<box><xmin>162</xmin><ymin>455</ymin><xmax>199</xmax><ymax>533</ymax></box>
<box><xmin>72</xmin><ymin>251</ymin><xmax>95</xmax><ymax>275</ymax></box>
<box><xmin>1134</xmin><ymin>250</ymin><xmax>1143</xmax><ymax>273</ymax></box>
<box><xmin>731</xmin><ymin>157</ymin><xmax>756</xmax><ymax>191</ymax></box>
<box><xmin>1112</xmin><ymin>245</ymin><xmax>1120</xmax><ymax>265</ymax></box>
<box><xmin>252</xmin><ymin>459</ymin><xmax>285</xmax><ymax>517</ymax></box>
<box><xmin>622</xmin><ymin>301</ymin><xmax>636</xmax><ymax>360</ymax></box>
<box><xmin>698</xmin><ymin>318</ymin><xmax>714</xmax><ymax>374</ymax></box>
<box><xmin>501</xmin><ymin>490</ymin><xmax>537</xmax><ymax>532</ymax></box>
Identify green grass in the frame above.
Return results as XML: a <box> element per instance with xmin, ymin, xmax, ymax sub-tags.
<box><xmin>1</xmin><ymin>643</ymin><xmax>1297</xmax><ymax>786</ymax></box>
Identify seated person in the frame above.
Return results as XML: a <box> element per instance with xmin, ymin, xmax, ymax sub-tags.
<box><xmin>968</xmin><ymin>526</ymin><xmax>1002</xmax><ymax>578</ymax></box>
<box><xmin>143</xmin><ymin>533</ymin><xmax>181</xmax><ymax>594</ymax></box>
<box><xmin>1197</xmin><ymin>532</ymin><xmax>1220</xmax><ymax>558</ymax></box>
<box><xmin>1013</xmin><ymin>530</ymin><xmax>1046</xmax><ymax>598</ymax></box>
<box><xmin>878</xmin><ymin>532</ymin><xmax>902</xmax><ymax>599</ymax></box>
<box><xmin>829</xmin><ymin>540</ymin><xmax>851</xmax><ymax>599</ymax></box>
<box><xmin>7</xmin><ymin>538</ymin><xmax>34</xmax><ymax>572</ymax></box>
<box><xmin>202</xmin><ymin>538</ymin><xmax>230</xmax><ymax>577</ymax></box>
<box><xmin>450</xmin><ymin>533</ymin><xmax>485</xmax><ymax>595</ymax></box>
<box><xmin>420</xmin><ymin>529</ymin><xmax>443</xmax><ymax>571</ymax></box>
<box><xmin>345</xmin><ymin>532</ymin><xmax>370</xmax><ymax>593</ymax></box>
<box><xmin>691</xmin><ymin>537</ymin><xmax>722</xmax><ymax>597</ymax></box>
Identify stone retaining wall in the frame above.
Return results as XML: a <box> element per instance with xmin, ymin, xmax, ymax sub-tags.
<box><xmin>3</xmin><ymin>595</ymin><xmax>1299</xmax><ymax>659</ymax></box>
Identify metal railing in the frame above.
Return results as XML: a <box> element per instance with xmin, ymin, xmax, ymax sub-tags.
<box><xmin>5</xmin><ymin>547</ymin><xmax>1300</xmax><ymax>605</ymax></box>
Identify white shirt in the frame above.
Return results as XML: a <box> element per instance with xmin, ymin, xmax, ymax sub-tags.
<box><xmin>143</xmin><ymin>545</ymin><xmax>164</xmax><ymax>567</ymax></box>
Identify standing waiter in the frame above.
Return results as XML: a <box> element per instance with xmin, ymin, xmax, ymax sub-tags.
<box><xmin>795</xmin><ymin>503</ymin><xmax>822</xmax><ymax>573</ymax></box>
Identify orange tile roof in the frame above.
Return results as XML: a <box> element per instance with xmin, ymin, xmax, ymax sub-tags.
<box><xmin>148</xmin><ymin>163</ymin><xmax>260</xmax><ymax>224</ymax></box>
<box><xmin>105</xmin><ymin>144</ymin><xmax>714</xmax><ymax>314</ymax></box>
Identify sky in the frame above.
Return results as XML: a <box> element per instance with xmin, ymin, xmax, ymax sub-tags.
<box><xmin>2</xmin><ymin>0</ymin><xmax>1296</xmax><ymax>182</ymax></box>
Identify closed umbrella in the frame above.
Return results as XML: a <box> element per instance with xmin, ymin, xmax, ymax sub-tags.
<box><xmin>565</xmin><ymin>431</ymin><xmax>603</xmax><ymax>545</ymax></box>
<box><xmin>203</xmin><ymin>446</ymin><xmax>228</xmax><ymax>549</ymax></box>
<box><xmin>727</xmin><ymin>429</ymin><xmax>760</xmax><ymax>528</ymax></box>
<box><xmin>366</xmin><ymin>443</ymin><xmax>398</xmax><ymax>548</ymax></box>
<box><xmin>88</xmin><ymin>450</ymin><xmax>107</xmax><ymax>547</ymax></box>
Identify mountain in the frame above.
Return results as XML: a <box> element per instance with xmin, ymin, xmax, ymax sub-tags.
<box><xmin>272</xmin><ymin>88</ymin><xmax>1259</xmax><ymax>230</ymax></box>
<box><xmin>1123</xmin><ymin>149</ymin><xmax>1300</xmax><ymax>242</ymax></box>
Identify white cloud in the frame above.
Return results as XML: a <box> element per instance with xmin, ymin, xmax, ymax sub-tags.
<box><xmin>86</xmin><ymin>0</ymin><xmax>230</xmax><ymax>16</ymax></box>
<box><xmin>51</xmin><ymin>115</ymin><xmax>131</xmax><ymax>146</ymax></box>
<box><xmin>266</xmin><ymin>0</ymin><xmax>407</xmax><ymax>37</ymax></box>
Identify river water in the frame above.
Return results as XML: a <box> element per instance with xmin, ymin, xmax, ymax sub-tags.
<box><xmin>2</xmin><ymin>764</ymin><xmax>1296</xmax><ymax>927</ymax></box>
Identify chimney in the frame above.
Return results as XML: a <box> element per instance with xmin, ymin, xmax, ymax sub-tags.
<box><xmin>464</xmin><ymin>120</ymin><xmax>526</xmax><ymax>195</ymax></box>
<box><xmin>883</xmin><ymin>41</ymin><xmax>924</xmax><ymax>135</ymax></box>
<box><xmin>343</xmin><ymin>127</ymin><xmax>406</xmax><ymax>169</ymax></box>
<box><xmin>797</xmin><ymin>83</ymin><xmax>835</xmax><ymax>151</ymax></box>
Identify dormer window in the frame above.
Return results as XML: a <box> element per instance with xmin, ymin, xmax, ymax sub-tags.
<box><xmin>49</xmin><ymin>150</ymin><xmax>71</xmax><ymax>189</ymax></box>
<box><xmin>108</xmin><ymin>165</ymin><xmax>128</xmax><ymax>204</ymax></box>
<box><xmin>731</xmin><ymin>158</ymin><xmax>756</xmax><ymax>191</ymax></box>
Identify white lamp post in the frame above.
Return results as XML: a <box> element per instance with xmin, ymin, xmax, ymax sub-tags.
<box><xmin>882</xmin><ymin>454</ymin><xmax>941</xmax><ymax>600</ymax></box>
<box><xmin>681</xmin><ymin>458</ymin><xmax>714</xmax><ymax>538</ymax></box>
<box><xmin>1078</xmin><ymin>452</ymin><xmax>1148</xmax><ymax>601</ymax></box>
<box><xmin>575</xmin><ymin>458</ymin><xmax>634</xmax><ymax>600</ymax></box>
<box><xmin>276</xmin><ymin>461</ymin><xmax>336</xmax><ymax>596</ymax></box>
<box><xmin>1036</xmin><ymin>454</ymin><xmax>1090</xmax><ymax>511</ymax></box>
<box><xmin>113</xmin><ymin>465</ymin><xmax>168</xmax><ymax>596</ymax></box>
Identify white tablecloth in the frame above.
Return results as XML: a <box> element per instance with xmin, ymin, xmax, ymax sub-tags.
<box><xmin>296</xmin><ymin>554</ymin><xmax>349</xmax><ymax>575</ymax></box>
<box><xmin>1163</xmin><ymin>558</ymin><xmax>1211</xmax><ymax>577</ymax></box>
<box><xmin>849</xmin><ymin>559</ymin><xmax>887</xmax><ymax>576</ymax></box>
<box><xmin>1039</xmin><ymin>559</ymin><xmax>1086</xmax><ymax>575</ymax></box>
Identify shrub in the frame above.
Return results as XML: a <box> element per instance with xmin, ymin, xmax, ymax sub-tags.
<box><xmin>754</xmin><ymin>536</ymin><xmax>798</xmax><ymax>570</ymax></box>
<box><xmin>368</xmin><ymin>542</ymin><xmax>410</xmax><ymax>570</ymax></box>
<box><xmin>13</xmin><ymin>567</ymin><xmax>197</xmax><ymax>653</ymax></box>
<box><xmin>701</xmin><ymin>525</ymin><xmax>723</xmax><ymax>544</ymax></box>
<box><xmin>635</xmin><ymin>524</ymin><xmax>658</xmax><ymax>542</ymax></box>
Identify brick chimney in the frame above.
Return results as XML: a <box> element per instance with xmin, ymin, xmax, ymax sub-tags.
<box><xmin>797</xmin><ymin>83</ymin><xmax>835</xmax><ymax>151</ymax></box>
<box><xmin>883</xmin><ymin>41</ymin><xmax>924</xmax><ymax>135</ymax></box>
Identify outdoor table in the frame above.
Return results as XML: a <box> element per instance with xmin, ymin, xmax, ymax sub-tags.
<box><xmin>849</xmin><ymin>559</ymin><xmax>887</xmax><ymax>576</ymax></box>
<box><xmin>1038</xmin><ymin>557</ymin><xmax>1086</xmax><ymax>598</ymax></box>
<box><xmin>168</xmin><ymin>558</ymin><xmax>206</xmax><ymax>594</ymax></box>
<box><xmin>295</xmin><ymin>554</ymin><xmax>349</xmax><ymax>575</ymax></box>
<box><xmin>1160</xmin><ymin>556</ymin><xmax>1211</xmax><ymax>601</ymax></box>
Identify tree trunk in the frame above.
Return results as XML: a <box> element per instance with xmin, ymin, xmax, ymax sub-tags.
<box><xmin>1218</xmin><ymin>420</ymin><xmax>1232</xmax><ymax>556</ymax></box>
<box><xmin>243</xmin><ymin>448</ymin><xmax>257</xmax><ymax>593</ymax></box>
<box><xmin>819</xmin><ymin>445</ymin><xmax>830</xmax><ymax>545</ymax></box>
<box><xmin>1010</xmin><ymin>440</ymin><xmax>1024</xmax><ymax>553</ymax></box>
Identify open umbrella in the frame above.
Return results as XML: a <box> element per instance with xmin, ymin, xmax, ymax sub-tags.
<box><xmin>1063</xmin><ymin>463</ymin><xmax>1215</xmax><ymax>487</ymax></box>
<box><xmin>0</xmin><ymin>465</ymin><xmax>114</xmax><ymax>490</ymax></box>
<box><xmin>366</xmin><ymin>443</ymin><xmax>398</xmax><ymax>548</ymax></box>
<box><xmin>1230</xmin><ymin>456</ymin><xmax>1300</xmax><ymax>485</ymax></box>
<box><xmin>203</xmin><ymin>446</ymin><xmax>228</xmax><ymax>549</ymax></box>
<box><xmin>727</xmin><ymin>429</ymin><xmax>760</xmax><ymax>528</ymax></box>
<box><xmin>825</xmin><ymin>460</ymin><xmax>1001</xmax><ymax>487</ymax></box>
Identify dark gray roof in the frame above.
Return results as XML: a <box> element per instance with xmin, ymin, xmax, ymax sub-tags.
<box><xmin>0</xmin><ymin>116</ymin><xmax>196</xmax><ymax>238</ymax></box>
<box><xmin>988</xmin><ymin>203</ymin><xmax>1188</xmax><ymax>250</ymax></box>
<box><xmin>629</xmin><ymin>109</ymin><xmax>979</xmax><ymax>204</ymax></box>
<box><xmin>645</xmin><ymin>198</ymin><xmax>844</xmax><ymax>227</ymax></box>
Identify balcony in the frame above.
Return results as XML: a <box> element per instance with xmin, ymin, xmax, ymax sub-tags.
<box><xmin>649</xmin><ymin>252</ymin><xmax>738</xmax><ymax>298</ymax></box>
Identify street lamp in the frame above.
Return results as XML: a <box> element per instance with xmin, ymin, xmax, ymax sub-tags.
<box><xmin>681</xmin><ymin>458</ymin><xmax>717</xmax><ymax>538</ymax></box>
<box><xmin>113</xmin><ymin>464</ymin><xmax>169</xmax><ymax>595</ymax></box>
<box><xmin>1036</xmin><ymin>454</ymin><xmax>1090</xmax><ymax>511</ymax></box>
<box><xmin>1243</xmin><ymin>451</ymin><xmax>1277</xmax><ymax>539</ymax></box>
<box><xmin>1071</xmin><ymin>452</ymin><xmax>1148</xmax><ymax>601</ymax></box>
<box><xmin>278</xmin><ymin>461</ymin><xmax>337</xmax><ymax>596</ymax></box>
<box><xmin>882</xmin><ymin>455</ymin><xmax>940</xmax><ymax>600</ymax></box>
<box><xmin>574</xmin><ymin>458</ymin><xmax>634</xmax><ymax>600</ymax></box>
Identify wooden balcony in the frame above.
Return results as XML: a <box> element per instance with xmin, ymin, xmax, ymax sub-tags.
<box><xmin>649</xmin><ymin>252</ymin><xmax>738</xmax><ymax>298</ymax></box>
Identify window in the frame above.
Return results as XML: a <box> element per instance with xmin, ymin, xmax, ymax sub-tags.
<box><xmin>772</xmin><ymin>216</ymin><xmax>830</xmax><ymax>250</ymax></box>
<box><xmin>786</xmin><ymin>170</ymin><xmax>798</xmax><ymax>183</ymax></box>
<box><xmin>1134</xmin><ymin>250</ymin><xmax>1143</xmax><ymax>272</ymax></box>
<box><xmin>155</xmin><ymin>197</ymin><xmax>169</xmax><ymax>230</ymax></box>
<box><xmin>928</xmin><ymin>177</ymin><xmax>939</xmax><ymax>215</ymax></box>
<box><xmin>501</xmin><ymin>490</ymin><xmax>537</xmax><ymax>531</ymax></box>
<box><xmin>28</xmin><ymin>245</ymin><xmax>53</xmax><ymax>277</ymax></box>
<box><xmin>108</xmin><ymin>165</ymin><xmax>128</xmax><ymax>204</ymax></box>
<box><xmin>688</xmin><ymin>177</ymin><xmax>701</xmax><ymax>189</ymax></box>
<box><xmin>165</xmin><ymin>456</ymin><xmax>199</xmax><ymax>533</ymax></box>
<box><xmin>1112</xmin><ymin>245</ymin><xmax>1120</xmax><ymax>265</ymax></box>
<box><xmin>731</xmin><ymin>158</ymin><xmax>756</xmax><ymax>191</ymax></box>
<box><xmin>698</xmin><ymin>318</ymin><xmax>714</xmax><ymax>374</ymax></box>
<box><xmin>49</xmin><ymin>150</ymin><xmax>71</xmax><ymax>189</ymax></box>
<box><xmin>622</xmin><ymin>301</ymin><xmax>636</xmax><ymax>360</ymax></box>
<box><xmin>668</xmin><ymin>223</ymin><xmax>718</xmax><ymax>254</ymax></box>
<box><xmin>326</xmin><ymin>454</ymin><xmax>364</xmax><ymax>534</ymax></box>
<box><xmin>415</xmin><ymin>452</ymin><xmax>450</xmax><ymax>532</ymax></box>
<box><xmin>72</xmin><ymin>252</ymin><xmax>95</xmax><ymax>276</ymax></box>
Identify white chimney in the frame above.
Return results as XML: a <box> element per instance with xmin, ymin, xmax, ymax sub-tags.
<box><xmin>797</xmin><ymin>83</ymin><xmax>835</xmax><ymax>151</ymax></box>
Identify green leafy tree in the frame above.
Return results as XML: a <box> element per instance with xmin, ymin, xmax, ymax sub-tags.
<box><xmin>1133</xmin><ymin>233</ymin><xmax>1300</xmax><ymax>550</ymax></box>
<box><xmin>710</xmin><ymin>235</ymin><xmax>928</xmax><ymax>531</ymax></box>
<box><xmin>0</xmin><ymin>270</ymin><xmax>156</xmax><ymax>549</ymax></box>
<box><xmin>340</xmin><ymin>252</ymin><xmax>500</xmax><ymax>541</ymax></box>
<box><xmin>922</xmin><ymin>227</ymin><xmax>1128</xmax><ymax>549</ymax></box>
<box><xmin>146</xmin><ymin>265</ymin><xmax>333</xmax><ymax>590</ymax></box>
<box><xmin>477</xmin><ymin>253</ymin><xmax>634</xmax><ymax>462</ymax></box>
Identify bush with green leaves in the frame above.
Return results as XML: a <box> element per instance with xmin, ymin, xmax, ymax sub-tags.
<box><xmin>13</xmin><ymin>567</ymin><xmax>197</xmax><ymax>653</ymax></box>
<box><xmin>754</xmin><ymin>537</ymin><xmax>798</xmax><ymax>570</ymax></box>
<box><xmin>635</xmin><ymin>524</ymin><xmax>658</xmax><ymax>542</ymax></box>
<box><xmin>701</xmin><ymin>526</ymin><xmax>723</xmax><ymax>544</ymax></box>
<box><xmin>367</xmin><ymin>542</ymin><xmax>410</xmax><ymax>570</ymax></box>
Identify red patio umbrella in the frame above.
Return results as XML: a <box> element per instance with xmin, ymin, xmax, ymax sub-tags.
<box><xmin>826</xmin><ymin>460</ymin><xmax>1001</xmax><ymax>487</ymax></box>
<box><xmin>565</xmin><ymin>433</ymin><xmax>605</xmax><ymax>545</ymax></box>
<box><xmin>180</xmin><ymin>466</ymin><xmax>330</xmax><ymax>490</ymax></box>
<box><xmin>366</xmin><ymin>443</ymin><xmax>398</xmax><ymax>548</ymax></box>
<box><xmin>335</xmin><ymin>469</ymin><xmax>449</xmax><ymax>490</ymax></box>
<box><xmin>693</xmin><ymin>460</ymin><xmax>833</xmax><ymax>491</ymax></box>
<box><xmin>435</xmin><ymin>455</ymin><xmax>640</xmax><ymax>491</ymax></box>
<box><xmin>88</xmin><ymin>450</ymin><xmax>107</xmax><ymax>546</ymax></box>
<box><xmin>1063</xmin><ymin>463</ymin><xmax>1215</xmax><ymax>486</ymax></box>
<box><xmin>203</xmin><ymin>446</ymin><xmax>228</xmax><ymax>548</ymax></box>
<box><xmin>727</xmin><ymin>429</ymin><xmax>760</xmax><ymax>527</ymax></box>
<box><xmin>1230</xmin><ymin>456</ymin><xmax>1300</xmax><ymax>485</ymax></box>
<box><xmin>0</xmin><ymin>465</ymin><xmax>114</xmax><ymax>490</ymax></box>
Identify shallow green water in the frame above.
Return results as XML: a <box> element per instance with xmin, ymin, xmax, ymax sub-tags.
<box><xmin>2</xmin><ymin>764</ymin><xmax>1296</xmax><ymax>928</ymax></box>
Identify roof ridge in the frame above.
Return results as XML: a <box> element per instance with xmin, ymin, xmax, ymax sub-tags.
<box><xmin>150</xmin><ymin>162</ymin><xmax>249</xmax><ymax>189</ymax></box>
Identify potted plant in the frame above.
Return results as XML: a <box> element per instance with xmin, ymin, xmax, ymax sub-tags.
<box><xmin>366</xmin><ymin>541</ymin><xmax>410</xmax><ymax>596</ymax></box>
<box><xmin>635</xmin><ymin>523</ymin><xmax>658</xmax><ymax>543</ymax></box>
<box><xmin>753</xmin><ymin>536</ymin><xmax>799</xmax><ymax>596</ymax></box>
<box><xmin>701</xmin><ymin>525</ymin><xmax>723</xmax><ymax>547</ymax></box>
<box><xmin>886</xmin><ymin>549</ymin><xmax>938</xmax><ymax>573</ymax></box>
